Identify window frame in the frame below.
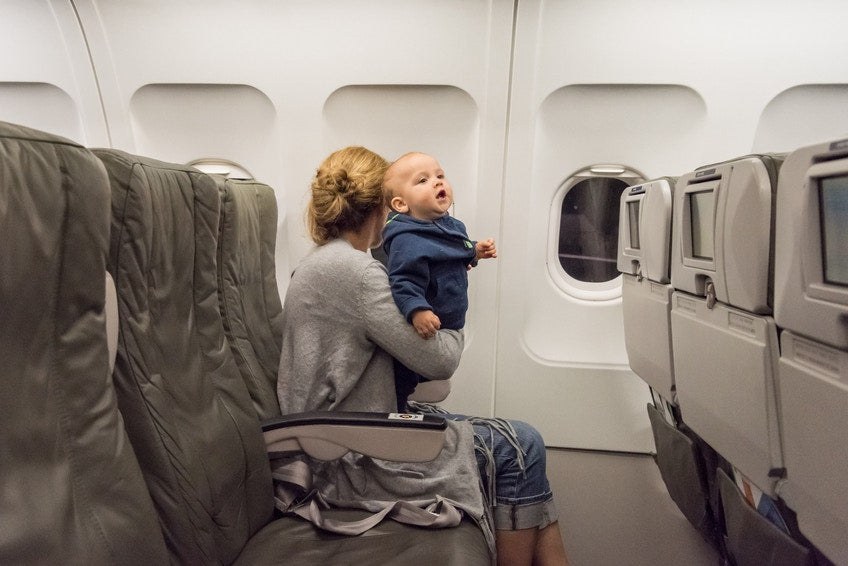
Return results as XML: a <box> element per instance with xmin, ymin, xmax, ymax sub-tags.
<box><xmin>548</xmin><ymin>164</ymin><xmax>645</xmax><ymax>301</ymax></box>
<box><xmin>187</xmin><ymin>158</ymin><xmax>253</xmax><ymax>179</ymax></box>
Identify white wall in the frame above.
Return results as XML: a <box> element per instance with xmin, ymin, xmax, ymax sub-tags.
<box><xmin>0</xmin><ymin>0</ymin><xmax>108</xmax><ymax>144</ymax></box>
<box><xmin>66</xmin><ymin>3</ymin><xmax>514</xmax><ymax>417</ymax></box>
<box><xmin>494</xmin><ymin>0</ymin><xmax>848</xmax><ymax>451</ymax></box>
<box><xmin>2</xmin><ymin>0</ymin><xmax>848</xmax><ymax>450</ymax></box>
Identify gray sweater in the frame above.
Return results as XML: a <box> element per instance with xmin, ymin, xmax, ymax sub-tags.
<box><xmin>277</xmin><ymin>238</ymin><xmax>493</xmax><ymax>550</ymax></box>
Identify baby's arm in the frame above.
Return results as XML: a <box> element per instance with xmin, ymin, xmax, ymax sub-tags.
<box><xmin>470</xmin><ymin>238</ymin><xmax>497</xmax><ymax>268</ymax></box>
<box><xmin>411</xmin><ymin>309</ymin><xmax>441</xmax><ymax>339</ymax></box>
<box><xmin>386</xmin><ymin>233</ymin><xmax>435</xmax><ymax>324</ymax></box>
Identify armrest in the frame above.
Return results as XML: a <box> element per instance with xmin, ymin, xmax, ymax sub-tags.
<box><xmin>263</xmin><ymin>411</ymin><xmax>447</xmax><ymax>462</ymax></box>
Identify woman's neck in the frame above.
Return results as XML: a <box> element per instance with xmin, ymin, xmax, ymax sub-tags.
<box><xmin>341</xmin><ymin>230</ymin><xmax>371</xmax><ymax>252</ymax></box>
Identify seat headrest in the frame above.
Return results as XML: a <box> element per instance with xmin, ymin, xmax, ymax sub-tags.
<box><xmin>617</xmin><ymin>177</ymin><xmax>675</xmax><ymax>283</ymax></box>
<box><xmin>671</xmin><ymin>154</ymin><xmax>784</xmax><ymax>313</ymax></box>
<box><xmin>774</xmin><ymin>138</ymin><xmax>848</xmax><ymax>349</ymax></box>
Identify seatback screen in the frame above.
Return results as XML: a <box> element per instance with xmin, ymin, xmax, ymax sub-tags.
<box><xmin>628</xmin><ymin>201</ymin><xmax>640</xmax><ymax>250</ymax></box>
<box><xmin>689</xmin><ymin>190</ymin><xmax>715</xmax><ymax>260</ymax></box>
<box><xmin>820</xmin><ymin>175</ymin><xmax>848</xmax><ymax>286</ymax></box>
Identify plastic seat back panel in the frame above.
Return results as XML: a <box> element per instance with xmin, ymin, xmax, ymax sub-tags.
<box><xmin>622</xmin><ymin>275</ymin><xmax>675</xmax><ymax>401</ymax></box>
<box><xmin>778</xmin><ymin>331</ymin><xmax>848</xmax><ymax>565</ymax></box>
<box><xmin>671</xmin><ymin>292</ymin><xmax>782</xmax><ymax>495</ymax></box>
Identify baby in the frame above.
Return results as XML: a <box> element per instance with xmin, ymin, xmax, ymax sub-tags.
<box><xmin>382</xmin><ymin>152</ymin><xmax>496</xmax><ymax>409</ymax></box>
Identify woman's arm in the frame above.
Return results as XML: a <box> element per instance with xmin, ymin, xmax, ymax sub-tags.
<box><xmin>358</xmin><ymin>261</ymin><xmax>463</xmax><ymax>380</ymax></box>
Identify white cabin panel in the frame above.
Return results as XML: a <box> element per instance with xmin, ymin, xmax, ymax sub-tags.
<box><xmin>129</xmin><ymin>83</ymin><xmax>277</xmax><ymax>174</ymax></box>
<box><xmin>753</xmin><ymin>84</ymin><xmax>848</xmax><ymax>153</ymax></box>
<box><xmin>528</xmin><ymin>84</ymin><xmax>705</xmax><ymax>365</ymax></box>
<box><xmin>497</xmin><ymin>0</ymin><xmax>848</xmax><ymax>451</ymax></box>
<box><xmin>321</xmin><ymin>84</ymin><xmax>479</xmax><ymax>227</ymax></box>
<box><xmin>0</xmin><ymin>0</ymin><xmax>107</xmax><ymax>144</ymax></box>
<box><xmin>73</xmin><ymin>0</ymin><xmax>515</xmax><ymax>418</ymax></box>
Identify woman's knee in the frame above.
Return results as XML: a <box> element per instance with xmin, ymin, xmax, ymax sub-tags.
<box><xmin>510</xmin><ymin>419</ymin><xmax>547</xmax><ymax>470</ymax></box>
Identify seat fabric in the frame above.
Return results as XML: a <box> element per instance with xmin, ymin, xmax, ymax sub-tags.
<box><xmin>215</xmin><ymin>177</ymin><xmax>284</xmax><ymax>420</ymax></box>
<box><xmin>0</xmin><ymin>122</ymin><xmax>167</xmax><ymax>565</ymax></box>
<box><xmin>96</xmin><ymin>149</ymin><xmax>274</xmax><ymax>564</ymax></box>
<box><xmin>235</xmin><ymin>510</ymin><xmax>491</xmax><ymax>565</ymax></box>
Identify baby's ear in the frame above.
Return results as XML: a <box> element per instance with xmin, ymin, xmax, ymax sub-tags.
<box><xmin>391</xmin><ymin>196</ymin><xmax>409</xmax><ymax>213</ymax></box>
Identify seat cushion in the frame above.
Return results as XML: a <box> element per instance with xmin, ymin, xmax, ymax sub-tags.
<box><xmin>235</xmin><ymin>512</ymin><xmax>490</xmax><ymax>566</ymax></box>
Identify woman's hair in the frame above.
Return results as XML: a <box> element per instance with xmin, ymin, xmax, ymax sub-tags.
<box><xmin>306</xmin><ymin>146</ymin><xmax>390</xmax><ymax>245</ymax></box>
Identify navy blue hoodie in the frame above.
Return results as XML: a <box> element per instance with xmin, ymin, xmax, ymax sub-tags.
<box><xmin>382</xmin><ymin>212</ymin><xmax>476</xmax><ymax>329</ymax></box>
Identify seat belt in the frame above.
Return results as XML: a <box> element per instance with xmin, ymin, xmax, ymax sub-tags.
<box><xmin>271</xmin><ymin>458</ymin><xmax>464</xmax><ymax>535</ymax></box>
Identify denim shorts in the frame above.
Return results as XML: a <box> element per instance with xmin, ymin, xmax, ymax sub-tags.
<box><xmin>446</xmin><ymin>415</ymin><xmax>559</xmax><ymax>531</ymax></box>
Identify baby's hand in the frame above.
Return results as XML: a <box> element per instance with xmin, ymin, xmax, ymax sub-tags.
<box><xmin>412</xmin><ymin>309</ymin><xmax>441</xmax><ymax>339</ymax></box>
<box><xmin>475</xmin><ymin>238</ymin><xmax>497</xmax><ymax>262</ymax></box>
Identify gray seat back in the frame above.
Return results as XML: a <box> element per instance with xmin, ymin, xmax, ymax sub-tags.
<box><xmin>617</xmin><ymin>177</ymin><xmax>676</xmax><ymax>402</ymax></box>
<box><xmin>669</xmin><ymin>155</ymin><xmax>785</xmax><ymax>496</ymax></box>
<box><xmin>95</xmin><ymin>149</ymin><xmax>274</xmax><ymax>565</ymax></box>
<box><xmin>0</xmin><ymin>122</ymin><xmax>167</xmax><ymax>565</ymax></box>
<box><xmin>215</xmin><ymin>177</ymin><xmax>284</xmax><ymax>420</ymax></box>
<box><xmin>773</xmin><ymin>138</ymin><xmax>848</xmax><ymax>565</ymax></box>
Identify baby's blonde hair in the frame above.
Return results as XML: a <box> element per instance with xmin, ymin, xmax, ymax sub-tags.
<box><xmin>383</xmin><ymin>151</ymin><xmax>424</xmax><ymax>200</ymax></box>
<box><xmin>307</xmin><ymin>146</ymin><xmax>390</xmax><ymax>245</ymax></box>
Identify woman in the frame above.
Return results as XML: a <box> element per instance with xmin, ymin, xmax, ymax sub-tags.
<box><xmin>277</xmin><ymin>146</ymin><xmax>571</xmax><ymax>566</ymax></box>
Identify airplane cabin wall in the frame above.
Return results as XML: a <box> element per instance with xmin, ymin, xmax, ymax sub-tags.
<box><xmin>67</xmin><ymin>1</ymin><xmax>514</xmax><ymax>421</ymax></box>
<box><xmin>2</xmin><ymin>0</ymin><xmax>848</xmax><ymax>453</ymax></box>
<box><xmin>0</xmin><ymin>0</ymin><xmax>108</xmax><ymax>145</ymax></box>
<box><xmin>496</xmin><ymin>0</ymin><xmax>848</xmax><ymax>452</ymax></box>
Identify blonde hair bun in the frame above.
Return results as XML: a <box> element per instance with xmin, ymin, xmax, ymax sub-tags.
<box><xmin>307</xmin><ymin>147</ymin><xmax>389</xmax><ymax>245</ymax></box>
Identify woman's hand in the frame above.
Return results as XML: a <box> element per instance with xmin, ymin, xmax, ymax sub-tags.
<box><xmin>412</xmin><ymin>309</ymin><xmax>441</xmax><ymax>339</ymax></box>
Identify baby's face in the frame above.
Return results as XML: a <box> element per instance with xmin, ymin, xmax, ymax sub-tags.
<box><xmin>388</xmin><ymin>153</ymin><xmax>453</xmax><ymax>221</ymax></box>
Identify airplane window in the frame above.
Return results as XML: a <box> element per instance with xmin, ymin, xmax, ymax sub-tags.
<box><xmin>187</xmin><ymin>158</ymin><xmax>253</xmax><ymax>179</ymax></box>
<box><xmin>552</xmin><ymin>165</ymin><xmax>645</xmax><ymax>295</ymax></box>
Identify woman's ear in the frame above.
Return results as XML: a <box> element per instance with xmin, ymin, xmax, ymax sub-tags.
<box><xmin>390</xmin><ymin>195</ymin><xmax>409</xmax><ymax>213</ymax></box>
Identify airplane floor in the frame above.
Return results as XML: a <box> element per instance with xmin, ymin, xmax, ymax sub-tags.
<box><xmin>547</xmin><ymin>448</ymin><xmax>720</xmax><ymax>565</ymax></box>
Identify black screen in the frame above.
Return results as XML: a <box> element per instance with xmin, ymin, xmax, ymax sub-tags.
<box><xmin>820</xmin><ymin>175</ymin><xmax>848</xmax><ymax>286</ymax></box>
<box><xmin>689</xmin><ymin>190</ymin><xmax>715</xmax><ymax>260</ymax></box>
<box><xmin>628</xmin><ymin>201</ymin><xmax>640</xmax><ymax>250</ymax></box>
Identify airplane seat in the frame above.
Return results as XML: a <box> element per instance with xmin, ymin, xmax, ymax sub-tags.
<box><xmin>617</xmin><ymin>177</ymin><xmax>676</xmax><ymax>402</ymax></box>
<box><xmin>618</xmin><ymin>177</ymin><xmax>721</xmax><ymax>547</ymax></box>
<box><xmin>94</xmin><ymin>148</ymin><xmax>490</xmax><ymax>565</ymax></box>
<box><xmin>670</xmin><ymin>154</ymin><xmax>785</xmax><ymax>495</ymax></box>
<box><xmin>670</xmin><ymin>154</ymin><xmax>814</xmax><ymax>565</ymax></box>
<box><xmin>214</xmin><ymin>175</ymin><xmax>284</xmax><ymax>421</ymax></box>
<box><xmin>0</xmin><ymin>121</ymin><xmax>168</xmax><ymax>564</ymax></box>
<box><xmin>773</xmin><ymin>137</ymin><xmax>848</xmax><ymax>566</ymax></box>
